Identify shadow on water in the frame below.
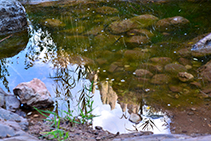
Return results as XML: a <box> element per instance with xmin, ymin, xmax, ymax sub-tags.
<box><xmin>1</xmin><ymin>0</ymin><xmax>211</xmax><ymax>135</ymax></box>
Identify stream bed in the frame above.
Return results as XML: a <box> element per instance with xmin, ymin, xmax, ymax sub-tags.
<box><xmin>1</xmin><ymin>0</ymin><xmax>211</xmax><ymax>135</ymax></box>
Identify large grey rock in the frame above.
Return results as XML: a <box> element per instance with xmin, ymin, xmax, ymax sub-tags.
<box><xmin>13</xmin><ymin>78</ymin><xmax>53</xmax><ymax>108</ymax></box>
<box><xmin>5</xmin><ymin>94</ymin><xmax>20</xmax><ymax>112</ymax></box>
<box><xmin>0</xmin><ymin>0</ymin><xmax>27</xmax><ymax>35</ymax></box>
<box><xmin>191</xmin><ymin>33</ymin><xmax>211</xmax><ymax>54</ymax></box>
<box><xmin>0</xmin><ymin>88</ymin><xmax>6</xmax><ymax>107</ymax></box>
<box><xmin>0</xmin><ymin>108</ymin><xmax>28</xmax><ymax>130</ymax></box>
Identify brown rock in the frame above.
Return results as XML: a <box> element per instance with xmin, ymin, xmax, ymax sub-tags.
<box><xmin>13</xmin><ymin>78</ymin><xmax>53</xmax><ymax>108</ymax></box>
<box><xmin>126</xmin><ymin>36</ymin><xmax>150</xmax><ymax>45</ymax></box>
<box><xmin>178</xmin><ymin>72</ymin><xmax>194</xmax><ymax>82</ymax></box>
<box><xmin>151</xmin><ymin>74</ymin><xmax>171</xmax><ymax>85</ymax></box>
<box><xmin>150</xmin><ymin>57</ymin><xmax>172</xmax><ymax>66</ymax></box>
<box><xmin>134</xmin><ymin>69</ymin><xmax>153</xmax><ymax>78</ymax></box>
<box><xmin>156</xmin><ymin>16</ymin><xmax>190</xmax><ymax>32</ymax></box>
<box><xmin>164</xmin><ymin>63</ymin><xmax>187</xmax><ymax>74</ymax></box>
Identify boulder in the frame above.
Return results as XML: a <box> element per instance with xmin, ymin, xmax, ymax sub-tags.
<box><xmin>0</xmin><ymin>108</ymin><xmax>28</xmax><ymax>130</ymax></box>
<box><xmin>0</xmin><ymin>108</ymin><xmax>39</xmax><ymax>140</ymax></box>
<box><xmin>0</xmin><ymin>0</ymin><xmax>27</xmax><ymax>35</ymax></box>
<box><xmin>13</xmin><ymin>78</ymin><xmax>53</xmax><ymax>108</ymax></box>
<box><xmin>156</xmin><ymin>16</ymin><xmax>189</xmax><ymax>32</ymax></box>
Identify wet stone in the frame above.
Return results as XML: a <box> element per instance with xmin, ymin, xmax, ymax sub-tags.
<box><xmin>164</xmin><ymin>63</ymin><xmax>187</xmax><ymax>74</ymax></box>
<box><xmin>127</xmin><ymin>29</ymin><xmax>154</xmax><ymax>37</ymax></box>
<box><xmin>178</xmin><ymin>72</ymin><xmax>194</xmax><ymax>82</ymax></box>
<box><xmin>150</xmin><ymin>57</ymin><xmax>172</xmax><ymax>66</ymax></box>
<box><xmin>129</xmin><ymin>113</ymin><xmax>142</xmax><ymax>124</ymax></box>
<box><xmin>43</xmin><ymin>18</ymin><xmax>66</xmax><ymax>27</ymax></box>
<box><xmin>96</xmin><ymin>6</ymin><xmax>119</xmax><ymax>15</ymax></box>
<box><xmin>139</xmin><ymin>63</ymin><xmax>163</xmax><ymax>73</ymax></box>
<box><xmin>126</xmin><ymin>36</ymin><xmax>150</xmax><ymax>45</ymax></box>
<box><xmin>134</xmin><ymin>69</ymin><xmax>153</xmax><ymax>78</ymax></box>
<box><xmin>169</xmin><ymin>85</ymin><xmax>183</xmax><ymax>93</ymax></box>
<box><xmin>155</xmin><ymin>16</ymin><xmax>190</xmax><ymax>32</ymax></box>
<box><xmin>151</xmin><ymin>74</ymin><xmax>171</xmax><ymax>85</ymax></box>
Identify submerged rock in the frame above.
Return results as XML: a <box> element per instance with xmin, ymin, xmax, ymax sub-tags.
<box><xmin>134</xmin><ymin>69</ymin><xmax>153</xmax><ymax>78</ymax></box>
<box><xmin>127</xmin><ymin>29</ymin><xmax>154</xmax><ymax>37</ymax></box>
<box><xmin>130</xmin><ymin>14</ymin><xmax>159</xmax><ymax>28</ymax></box>
<box><xmin>156</xmin><ymin>16</ymin><xmax>189</xmax><ymax>32</ymax></box>
<box><xmin>96</xmin><ymin>6</ymin><xmax>119</xmax><ymax>15</ymax></box>
<box><xmin>44</xmin><ymin>18</ymin><xmax>66</xmax><ymax>27</ymax></box>
<box><xmin>13</xmin><ymin>78</ymin><xmax>53</xmax><ymax>108</ymax></box>
<box><xmin>108</xmin><ymin>19</ymin><xmax>135</xmax><ymax>34</ymax></box>
<box><xmin>178</xmin><ymin>72</ymin><xmax>194</xmax><ymax>82</ymax></box>
<box><xmin>151</xmin><ymin>74</ymin><xmax>171</xmax><ymax>85</ymax></box>
<box><xmin>0</xmin><ymin>0</ymin><xmax>27</xmax><ymax>35</ymax></box>
<box><xmin>129</xmin><ymin>113</ymin><xmax>142</xmax><ymax>124</ymax></box>
<box><xmin>126</xmin><ymin>36</ymin><xmax>150</xmax><ymax>45</ymax></box>
<box><xmin>164</xmin><ymin>63</ymin><xmax>187</xmax><ymax>74</ymax></box>
<box><xmin>150</xmin><ymin>57</ymin><xmax>172</xmax><ymax>66</ymax></box>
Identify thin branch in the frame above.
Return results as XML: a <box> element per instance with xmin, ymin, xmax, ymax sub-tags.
<box><xmin>0</xmin><ymin>34</ymin><xmax>13</xmax><ymax>43</ymax></box>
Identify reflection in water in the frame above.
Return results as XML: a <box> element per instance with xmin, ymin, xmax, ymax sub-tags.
<box><xmin>0</xmin><ymin>2</ymin><xmax>177</xmax><ymax>134</ymax></box>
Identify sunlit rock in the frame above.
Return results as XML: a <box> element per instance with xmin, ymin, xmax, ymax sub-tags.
<box><xmin>130</xmin><ymin>14</ymin><xmax>159</xmax><ymax>28</ymax></box>
<box><xmin>129</xmin><ymin>113</ymin><xmax>142</xmax><ymax>124</ymax></box>
<box><xmin>178</xmin><ymin>72</ymin><xmax>194</xmax><ymax>82</ymax></box>
<box><xmin>156</xmin><ymin>16</ymin><xmax>189</xmax><ymax>32</ymax></box>
<box><xmin>164</xmin><ymin>63</ymin><xmax>187</xmax><ymax>74</ymax></box>
<box><xmin>127</xmin><ymin>29</ymin><xmax>154</xmax><ymax>37</ymax></box>
<box><xmin>13</xmin><ymin>78</ymin><xmax>53</xmax><ymax>108</ymax></box>
<box><xmin>126</xmin><ymin>36</ymin><xmax>150</xmax><ymax>45</ymax></box>
<box><xmin>96</xmin><ymin>6</ymin><xmax>119</xmax><ymax>15</ymax></box>
<box><xmin>151</xmin><ymin>74</ymin><xmax>171</xmax><ymax>85</ymax></box>
<box><xmin>0</xmin><ymin>0</ymin><xmax>27</xmax><ymax>35</ymax></box>
<box><xmin>43</xmin><ymin>18</ymin><xmax>66</xmax><ymax>28</ymax></box>
<box><xmin>150</xmin><ymin>57</ymin><xmax>172</xmax><ymax>66</ymax></box>
<box><xmin>134</xmin><ymin>69</ymin><xmax>153</xmax><ymax>78</ymax></box>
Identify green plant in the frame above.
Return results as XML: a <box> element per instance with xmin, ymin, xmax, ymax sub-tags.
<box><xmin>78</xmin><ymin>81</ymin><xmax>98</xmax><ymax>124</ymax></box>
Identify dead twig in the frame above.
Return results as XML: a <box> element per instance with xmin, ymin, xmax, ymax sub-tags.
<box><xmin>0</xmin><ymin>34</ymin><xmax>13</xmax><ymax>43</ymax></box>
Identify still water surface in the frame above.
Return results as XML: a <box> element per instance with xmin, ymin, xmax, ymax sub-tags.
<box><xmin>1</xmin><ymin>0</ymin><xmax>211</xmax><ymax>134</ymax></box>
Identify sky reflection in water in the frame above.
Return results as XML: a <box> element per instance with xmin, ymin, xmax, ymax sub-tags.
<box><xmin>0</xmin><ymin>25</ymin><xmax>171</xmax><ymax>134</ymax></box>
